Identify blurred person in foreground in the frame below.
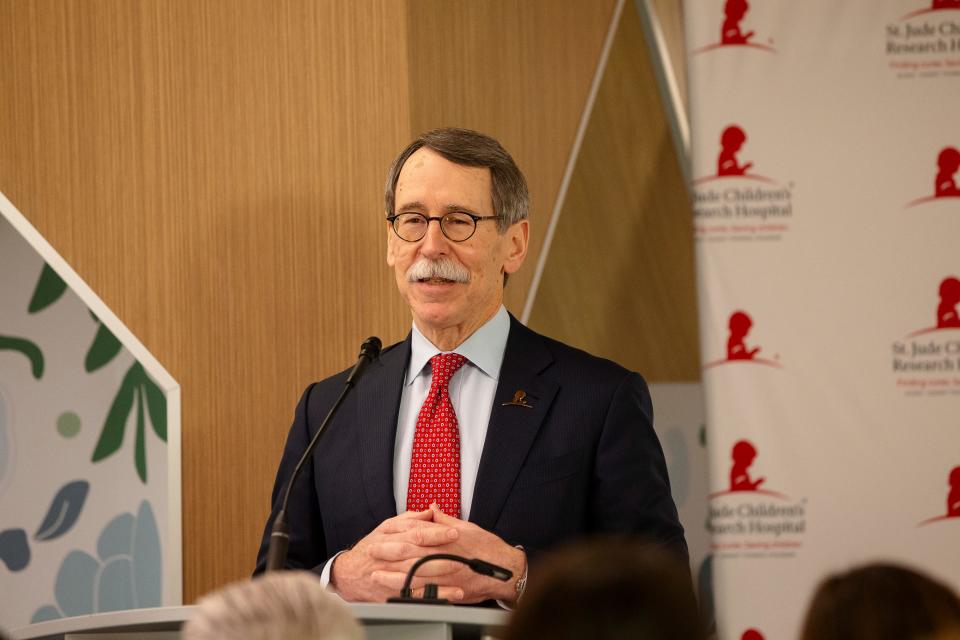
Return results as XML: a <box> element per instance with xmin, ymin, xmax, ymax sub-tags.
<box><xmin>800</xmin><ymin>563</ymin><xmax>960</xmax><ymax>640</ymax></box>
<box><xmin>502</xmin><ymin>538</ymin><xmax>705</xmax><ymax>640</ymax></box>
<box><xmin>182</xmin><ymin>571</ymin><xmax>363</xmax><ymax>640</ymax></box>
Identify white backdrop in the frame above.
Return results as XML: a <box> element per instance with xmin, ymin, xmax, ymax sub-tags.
<box><xmin>684</xmin><ymin>1</ymin><xmax>960</xmax><ymax>637</ymax></box>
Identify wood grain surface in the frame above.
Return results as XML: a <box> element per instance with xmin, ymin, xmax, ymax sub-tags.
<box><xmin>527</xmin><ymin>0</ymin><xmax>701</xmax><ymax>382</ymax></box>
<box><xmin>406</xmin><ymin>0</ymin><xmax>618</xmax><ymax>315</ymax></box>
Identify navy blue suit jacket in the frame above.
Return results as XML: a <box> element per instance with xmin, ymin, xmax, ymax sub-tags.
<box><xmin>255</xmin><ymin>316</ymin><xmax>686</xmax><ymax>574</ymax></box>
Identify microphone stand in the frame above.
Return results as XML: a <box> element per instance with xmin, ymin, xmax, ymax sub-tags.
<box><xmin>387</xmin><ymin>553</ymin><xmax>513</xmax><ymax>605</ymax></box>
<box><xmin>265</xmin><ymin>337</ymin><xmax>381</xmax><ymax>572</ymax></box>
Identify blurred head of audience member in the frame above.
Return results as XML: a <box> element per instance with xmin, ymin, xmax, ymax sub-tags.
<box><xmin>502</xmin><ymin>538</ymin><xmax>704</xmax><ymax>640</ymax></box>
<box><xmin>182</xmin><ymin>571</ymin><xmax>363</xmax><ymax>640</ymax></box>
<box><xmin>800</xmin><ymin>563</ymin><xmax>960</xmax><ymax>640</ymax></box>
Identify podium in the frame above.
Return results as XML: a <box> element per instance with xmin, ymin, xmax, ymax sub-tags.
<box><xmin>11</xmin><ymin>604</ymin><xmax>509</xmax><ymax>640</ymax></box>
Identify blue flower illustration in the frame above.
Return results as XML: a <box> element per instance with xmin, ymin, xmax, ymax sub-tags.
<box><xmin>31</xmin><ymin>501</ymin><xmax>162</xmax><ymax>622</ymax></box>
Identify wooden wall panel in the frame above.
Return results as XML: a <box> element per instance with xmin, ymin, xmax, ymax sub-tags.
<box><xmin>404</xmin><ymin>0</ymin><xmax>618</xmax><ymax>315</ymax></box>
<box><xmin>527</xmin><ymin>0</ymin><xmax>700</xmax><ymax>382</ymax></box>
<box><xmin>0</xmin><ymin>0</ymin><xmax>413</xmax><ymax>601</ymax></box>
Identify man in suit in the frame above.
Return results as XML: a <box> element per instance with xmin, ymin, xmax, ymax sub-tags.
<box><xmin>256</xmin><ymin>128</ymin><xmax>685</xmax><ymax>605</ymax></box>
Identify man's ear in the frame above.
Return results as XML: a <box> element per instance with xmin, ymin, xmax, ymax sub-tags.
<box><xmin>502</xmin><ymin>219</ymin><xmax>529</xmax><ymax>275</ymax></box>
<box><xmin>386</xmin><ymin>219</ymin><xmax>397</xmax><ymax>267</ymax></box>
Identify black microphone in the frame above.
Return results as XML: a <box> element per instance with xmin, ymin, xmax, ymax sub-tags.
<box><xmin>386</xmin><ymin>553</ymin><xmax>513</xmax><ymax>605</ymax></box>
<box><xmin>346</xmin><ymin>336</ymin><xmax>382</xmax><ymax>385</ymax></box>
<box><xmin>265</xmin><ymin>336</ymin><xmax>382</xmax><ymax>572</ymax></box>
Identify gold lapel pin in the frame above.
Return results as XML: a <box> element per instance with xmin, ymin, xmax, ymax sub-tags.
<box><xmin>502</xmin><ymin>389</ymin><xmax>533</xmax><ymax>408</ymax></box>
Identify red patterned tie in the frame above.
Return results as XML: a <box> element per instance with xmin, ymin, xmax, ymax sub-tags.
<box><xmin>407</xmin><ymin>353</ymin><xmax>468</xmax><ymax>517</ymax></box>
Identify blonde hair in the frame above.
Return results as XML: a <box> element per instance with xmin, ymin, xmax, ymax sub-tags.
<box><xmin>182</xmin><ymin>571</ymin><xmax>364</xmax><ymax>640</ymax></box>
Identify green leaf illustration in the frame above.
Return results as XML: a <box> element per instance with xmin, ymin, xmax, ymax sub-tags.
<box><xmin>91</xmin><ymin>362</ymin><xmax>159</xmax><ymax>483</ymax></box>
<box><xmin>28</xmin><ymin>264</ymin><xmax>67</xmax><ymax>313</ymax></box>
<box><xmin>91</xmin><ymin>364</ymin><xmax>139</xmax><ymax>463</ymax></box>
<box><xmin>0</xmin><ymin>335</ymin><xmax>45</xmax><ymax>379</ymax></box>
<box><xmin>135</xmin><ymin>386</ymin><xmax>147</xmax><ymax>483</ymax></box>
<box><xmin>143</xmin><ymin>376</ymin><xmax>167</xmax><ymax>442</ymax></box>
<box><xmin>84</xmin><ymin>323</ymin><xmax>123</xmax><ymax>372</ymax></box>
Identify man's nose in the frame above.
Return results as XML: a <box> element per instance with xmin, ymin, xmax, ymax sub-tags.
<box><xmin>419</xmin><ymin>218</ymin><xmax>450</xmax><ymax>256</ymax></box>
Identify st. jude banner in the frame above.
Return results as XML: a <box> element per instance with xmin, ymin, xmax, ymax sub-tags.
<box><xmin>685</xmin><ymin>1</ymin><xmax>960</xmax><ymax>637</ymax></box>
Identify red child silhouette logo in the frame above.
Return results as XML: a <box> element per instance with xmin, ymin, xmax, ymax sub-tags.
<box><xmin>704</xmin><ymin>311</ymin><xmax>780</xmax><ymax>368</ymax></box>
<box><xmin>730</xmin><ymin>440</ymin><xmax>764</xmax><ymax>491</ymax></box>
<box><xmin>949</xmin><ymin>466</ymin><xmax>960</xmax><ymax>517</ymax></box>
<box><xmin>918</xmin><ymin>466</ymin><xmax>960</xmax><ymax>525</ymax></box>
<box><xmin>693</xmin><ymin>125</ymin><xmax>778</xmax><ymax>186</ymax></box>
<box><xmin>710</xmin><ymin>440</ymin><xmax>788</xmax><ymax>499</ymax></box>
<box><xmin>718</xmin><ymin>126</ymin><xmax>754</xmax><ymax>176</ymax></box>
<box><xmin>936</xmin><ymin>147</ymin><xmax>960</xmax><ymax>197</ymax></box>
<box><xmin>692</xmin><ymin>0</ymin><xmax>775</xmax><ymax>54</ymax></box>
<box><xmin>741</xmin><ymin>630</ymin><xmax>765</xmax><ymax>640</ymax></box>
<box><xmin>727</xmin><ymin>311</ymin><xmax>760</xmax><ymax>359</ymax></box>
<box><xmin>907</xmin><ymin>276</ymin><xmax>960</xmax><ymax>337</ymax></box>
<box><xmin>906</xmin><ymin>146</ymin><xmax>960</xmax><ymax>207</ymax></box>
<box><xmin>722</xmin><ymin>0</ymin><xmax>755</xmax><ymax>44</ymax></box>
<box><xmin>937</xmin><ymin>277</ymin><xmax>960</xmax><ymax>328</ymax></box>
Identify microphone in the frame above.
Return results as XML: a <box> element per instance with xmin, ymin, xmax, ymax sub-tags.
<box><xmin>346</xmin><ymin>337</ymin><xmax>383</xmax><ymax>385</ymax></box>
<box><xmin>386</xmin><ymin>553</ymin><xmax>513</xmax><ymax>605</ymax></box>
<box><xmin>265</xmin><ymin>336</ymin><xmax>382</xmax><ymax>572</ymax></box>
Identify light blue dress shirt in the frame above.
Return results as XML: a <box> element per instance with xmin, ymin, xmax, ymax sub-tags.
<box><xmin>320</xmin><ymin>305</ymin><xmax>510</xmax><ymax>587</ymax></box>
<box><xmin>394</xmin><ymin>304</ymin><xmax>510</xmax><ymax>519</ymax></box>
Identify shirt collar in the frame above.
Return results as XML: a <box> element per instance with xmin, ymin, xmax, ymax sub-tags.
<box><xmin>407</xmin><ymin>305</ymin><xmax>510</xmax><ymax>385</ymax></box>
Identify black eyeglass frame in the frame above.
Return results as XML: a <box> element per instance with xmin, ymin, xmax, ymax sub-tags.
<box><xmin>386</xmin><ymin>212</ymin><xmax>506</xmax><ymax>243</ymax></box>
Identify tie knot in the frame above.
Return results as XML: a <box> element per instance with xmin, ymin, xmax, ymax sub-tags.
<box><xmin>429</xmin><ymin>353</ymin><xmax>467</xmax><ymax>387</ymax></box>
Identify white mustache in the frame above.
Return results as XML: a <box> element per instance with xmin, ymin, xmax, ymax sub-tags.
<box><xmin>406</xmin><ymin>258</ymin><xmax>470</xmax><ymax>283</ymax></box>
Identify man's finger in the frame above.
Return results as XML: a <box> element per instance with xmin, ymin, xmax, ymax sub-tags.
<box><xmin>374</xmin><ymin>558</ymin><xmax>463</xmax><ymax>576</ymax></box>
<box><xmin>409</xmin><ymin>558</ymin><xmax>463</xmax><ymax>577</ymax></box>
<box><xmin>377</xmin><ymin>509</ymin><xmax>434</xmax><ymax>531</ymax></box>
<box><xmin>405</xmin><ymin>524</ymin><xmax>458</xmax><ymax>546</ymax></box>
<box><xmin>428</xmin><ymin>505</ymin><xmax>463</xmax><ymax>527</ymax></box>
<box><xmin>371</xmin><ymin>569</ymin><xmax>436</xmax><ymax>591</ymax></box>
<box><xmin>379</xmin><ymin>518</ymin><xmax>430</xmax><ymax>534</ymax></box>
<box><xmin>380</xmin><ymin>518</ymin><xmax>448</xmax><ymax>536</ymax></box>
<box><xmin>368</xmin><ymin>540</ymin><xmax>424</xmax><ymax>561</ymax></box>
<box><xmin>397</xmin><ymin>508</ymin><xmax>435</xmax><ymax>520</ymax></box>
<box><xmin>371</xmin><ymin>569</ymin><xmax>414</xmax><ymax>591</ymax></box>
<box><xmin>371</xmin><ymin>570</ymin><xmax>465</xmax><ymax>599</ymax></box>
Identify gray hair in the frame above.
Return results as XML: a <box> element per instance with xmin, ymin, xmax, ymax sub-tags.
<box><xmin>384</xmin><ymin>127</ymin><xmax>530</xmax><ymax>232</ymax></box>
<box><xmin>182</xmin><ymin>572</ymin><xmax>364</xmax><ymax>640</ymax></box>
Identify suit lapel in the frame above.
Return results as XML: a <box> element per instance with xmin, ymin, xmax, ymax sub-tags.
<box><xmin>355</xmin><ymin>336</ymin><xmax>410</xmax><ymax>524</ymax></box>
<box><xmin>469</xmin><ymin>317</ymin><xmax>558</xmax><ymax>531</ymax></box>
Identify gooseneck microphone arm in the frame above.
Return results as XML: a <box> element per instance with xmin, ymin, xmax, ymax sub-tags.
<box><xmin>387</xmin><ymin>553</ymin><xmax>513</xmax><ymax>605</ymax></box>
<box><xmin>265</xmin><ymin>336</ymin><xmax>382</xmax><ymax>572</ymax></box>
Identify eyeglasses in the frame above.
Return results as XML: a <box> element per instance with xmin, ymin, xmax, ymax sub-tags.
<box><xmin>386</xmin><ymin>211</ymin><xmax>505</xmax><ymax>242</ymax></box>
